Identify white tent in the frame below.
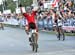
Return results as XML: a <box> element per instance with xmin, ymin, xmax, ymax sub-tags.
<box><xmin>0</xmin><ymin>0</ymin><xmax>2</xmax><ymax>5</ymax></box>
<box><xmin>3</xmin><ymin>9</ymin><xmax>11</xmax><ymax>14</ymax></box>
<box><xmin>0</xmin><ymin>11</ymin><xmax>2</xmax><ymax>15</ymax></box>
<box><xmin>16</xmin><ymin>7</ymin><xmax>26</xmax><ymax>14</ymax></box>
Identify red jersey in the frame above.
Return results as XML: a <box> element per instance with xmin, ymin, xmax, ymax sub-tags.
<box><xmin>23</xmin><ymin>11</ymin><xmax>37</xmax><ymax>24</ymax></box>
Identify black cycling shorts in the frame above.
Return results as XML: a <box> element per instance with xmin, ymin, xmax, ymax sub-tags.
<box><xmin>55</xmin><ymin>19</ymin><xmax>57</xmax><ymax>23</ymax></box>
<box><xmin>29</xmin><ymin>22</ymin><xmax>36</xmax><ymax>29</ymax></box>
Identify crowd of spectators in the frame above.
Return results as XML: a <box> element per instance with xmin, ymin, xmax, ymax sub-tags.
<box><xmin>0</xmin><ymin>13</ymin><xmax>26</xmax><ymax>29</ymax></box>
<box><xmin>36</xmin><ymin>0</ymin><xmax>75</xmax><ymax>30</ymax></box>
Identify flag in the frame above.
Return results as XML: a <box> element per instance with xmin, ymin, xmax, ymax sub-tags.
<box><xmin>52</xmin><ymin>0</ymin><xmax>60</xmax><ymax>7</ymax></box>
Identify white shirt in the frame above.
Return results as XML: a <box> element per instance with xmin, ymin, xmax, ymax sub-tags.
<box><xmin>58</xmin><ymin>19</ymin><xmax>63</xmax><ymax>26</ymax></box>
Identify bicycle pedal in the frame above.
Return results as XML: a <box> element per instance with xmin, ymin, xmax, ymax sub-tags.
<box><xmin>63</xmin><ymin>38</ymin><xmax>65</xmax><ymax>41</ymax></box>
<box><xmin>30</xmin><ymin>42</ymin><xmax>33</xmax><ymax>46</ymax></box>
<box><xmin>29</xmin><ymin>37</ymin><xmax>32</xmax><ymax>42</ymax></box>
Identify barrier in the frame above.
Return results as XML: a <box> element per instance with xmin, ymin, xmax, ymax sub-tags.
<box><xmin>3</xmin><ymin>19</ymin><xmax>19</xmax><ymax>26</ymax></box>
<box><xmin>37</xmin><ymin>18</ymin><xmax>75</xmax><ymax>32</ymax></box>
<box><xmin>0</xmin><ymin>17</ymin><xmax>75</xmax><ymax>32</ymax></box>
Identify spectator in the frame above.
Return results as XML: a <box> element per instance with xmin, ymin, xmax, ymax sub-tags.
<box><xmin>0</xmin><ymin>14</ymin><xmax>4</xmax><ymax>30</ymax></box>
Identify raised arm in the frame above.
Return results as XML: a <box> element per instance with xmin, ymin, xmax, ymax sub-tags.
<box><xmin>32</xmin><ymin>6</ymin><xmax>39</xmax><ymax>15</ymax></box>
<box><xmin>32</xmin><ymin>6</ymin><xmax>39</xmax><ymax>11</ymax></box>
<box><xmin>19</xmin><ymin>4</ymin><xmax>28</xmax><ymax>17</ymax></box>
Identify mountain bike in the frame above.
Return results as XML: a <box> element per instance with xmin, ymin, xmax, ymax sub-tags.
<box><xmin>57</xmin><ymin>26</ymin><xmax>65</xmax><ymax>41</ymax></box>
<box><xmin>29</xmin><ymin>29</ymin><xmax>38</xmax><ymax>52</ymax></box>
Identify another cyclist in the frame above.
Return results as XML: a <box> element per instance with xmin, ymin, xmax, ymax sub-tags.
<box><xmin>50</xmin><ymin>9</ymin><xmax>65</xmax><ymax>40</ymax></box>
<box><xmin>19</xmin><ymin>4</ymin><xmax>39</xmax><ymax>46</ymax></box>
<box><xmin>57</xmin><ymin>12</ymin><xmax>65</xmax><ymax>40</ymax></box>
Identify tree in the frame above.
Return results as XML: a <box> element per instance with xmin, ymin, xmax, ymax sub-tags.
<box><xmin>0</xmin><ymin>0</ymin><xmax>33</xmax><ymax>12</ymax></box>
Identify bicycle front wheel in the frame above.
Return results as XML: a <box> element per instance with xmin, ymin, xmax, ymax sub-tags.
<box><xmin>32</xmin><ymin>33</ymin><xmax>38</xmax><ymax>52</ymax></box>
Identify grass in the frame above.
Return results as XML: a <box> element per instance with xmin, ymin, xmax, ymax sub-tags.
<box><xmin>65</xmin><ymin>33</ymin><xmax>75</xmax><ymax>36</ymax></box>
<box><xmin>4</xmin><ymin>24</ymin><xmax>20</xmax><ymax>28</ymax></box>
<box><xmin>41</xmin><ymin>30</ymin><xmax>75</xmax><ymax>36</ymax></box>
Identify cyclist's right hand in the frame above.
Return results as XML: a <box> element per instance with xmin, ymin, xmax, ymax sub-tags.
<box><xmin>19</xmin><ymin>4</ymin><xmax>22</xmax><ymax>7</ymax></box>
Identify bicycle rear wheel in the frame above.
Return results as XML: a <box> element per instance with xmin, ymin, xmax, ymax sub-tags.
<box><xmin>61</xmin><ymin>30</ymin><xmax>65</xmax><ymax>41</ymax></box>
<box><xmin>57</xmin><ymin>27</ymin><xmax>61</xmax><ymax>40</ymax></box>
<box><xmin>60</xmin><ymin>27</ymin><xmax>65</xmax><ymax>41</ymax></box>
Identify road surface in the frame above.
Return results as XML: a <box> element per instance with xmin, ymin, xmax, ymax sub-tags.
<box><xmin>0</xmin><ymin>27</ymin><xmax>75</xmax><ymax>55</ymax></box>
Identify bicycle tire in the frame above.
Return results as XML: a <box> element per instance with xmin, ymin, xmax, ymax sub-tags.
<box><xmin>32</xmin><ymin>44</ymin><xmax>35</xmax><ymax>51</ymax></box>
<box><xmin>35</xmin><ymin>44</ymin><xmax>38</xmax><ymax>52</ymax></box>
<box><xmin>62</xmin><ymin>30</ymin><xmax>65</xmax><ymax>41</ymax></box>
<box><xmin>58</xmin><ymin>32</ymin><xmax>60</xmax><ymax>40</ymax></box>
<box><xmin>57</xmin><ymin>27</ymin><xmax>61</xmax><ymax>40</ymax></box>
<box><xmin>32</xmin><ymin>33</ymin><xmax>38</xmax><ymax>52</ymax></box>
<box><xmin>60</xmin><ymin>28</ymin><xmax>65</xmax><ymax>41</ymax></box>
<box><xmin>31</xmin><ymin>34</ymin><xmax>35</xmax><ymax>51</ymax></box>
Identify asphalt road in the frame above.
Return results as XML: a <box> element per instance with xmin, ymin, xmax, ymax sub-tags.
<box><xmin>0</xmin><ymin>27</ymin><xmax>75</xmax><ymax>55</ymax></box>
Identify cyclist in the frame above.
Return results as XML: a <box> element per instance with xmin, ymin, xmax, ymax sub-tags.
<box><xmin>19</xmin><ymin>4</ymin><xmax>39</xmax><ymax>46</ymax></box>
<box><xmin>50</xmin><ymin>9</ymin><xmax>65</xmax><ymax>40</ymax></box>
<box><xmin>57</xmin><ymin>12</ymin><xmax>65</xmax><ymax>40</ymax></box>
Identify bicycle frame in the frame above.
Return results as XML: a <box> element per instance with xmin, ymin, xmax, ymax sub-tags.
<box><xmin>57</xmin><ymin>26</ymin><xmax>65</xmax><ymax>41</ymax></box>
<box><xmin>29</xmin><ymin>29</ymin><xmax>38</xmax><ymax>52</ymax></box>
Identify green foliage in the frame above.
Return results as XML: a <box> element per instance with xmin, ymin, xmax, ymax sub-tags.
<box><xmin>0</xmin><ymin>0</ymin><xmax>33</xmax><ymax>12</ymax></box>
<box><xmin>20</xmin><ymin>0</ymin><xmax>33</xmax><ymax>7</ymax></box>
<box><xmin>7</xmin><ymin>0</ymin><xmax>16</xmax><ymax>12</ymax></box>
<box><xmin>0</xmin><ymin>5</ymin><xmax>3</xmax><ymax>11</ymax></box>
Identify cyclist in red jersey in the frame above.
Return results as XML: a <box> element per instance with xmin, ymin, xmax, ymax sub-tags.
<box><xmin>20</xmin><ymin>5</ymin><xmax>39</xmax><ymax>46</ymax></box>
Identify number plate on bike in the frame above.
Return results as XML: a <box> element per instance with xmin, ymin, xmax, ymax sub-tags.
<box><xmin>32</xmin><ymin>30</ymin><xmax>36</xmax><ymax>33</ymax></box>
